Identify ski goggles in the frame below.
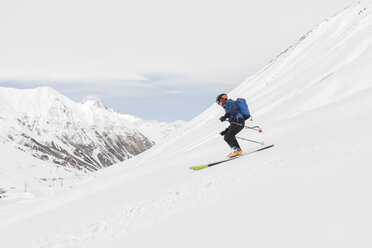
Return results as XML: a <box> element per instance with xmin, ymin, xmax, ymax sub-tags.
<box><xmin>216</xmin><ymin>94</ymin><xmax>227</xmax><ymax>104</ymax></box>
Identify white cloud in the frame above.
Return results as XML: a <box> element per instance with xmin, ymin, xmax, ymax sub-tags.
<box><xmin>0</xmin><ymin>0</ymin><xmax>358</xmax><ymax>88</ymax></box>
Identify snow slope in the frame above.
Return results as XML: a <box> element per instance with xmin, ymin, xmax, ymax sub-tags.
<box><xmin>0</xmin><ymin>142</ymin><xmax>83</xmax><ymax>206</ymax></box>
<box><xmin>1</xmin><ymin>1</ymin><xmax>372</xmax><ymax>248</ymax></box>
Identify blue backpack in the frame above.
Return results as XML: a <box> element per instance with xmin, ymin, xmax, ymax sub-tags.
<box><xmin>236</xmin><ymin>98</ymin><xmax>251</xmax><ymax>120</ymax></box>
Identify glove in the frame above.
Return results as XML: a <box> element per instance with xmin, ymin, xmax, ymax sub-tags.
<box><xmin>219</xmin><ymin>115</ymin><xmax>227</xmax><ymax>122</ymax></box>
<box><xmin>220</xmin><ymin>129</ymin><xmax>228</xmax><ymax>136</ymax></box>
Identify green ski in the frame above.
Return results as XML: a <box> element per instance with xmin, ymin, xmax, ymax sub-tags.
<box><xmin>189</xmin><ymin>144</ymin><xmax>274</xmax><ymax>171</ymax></box>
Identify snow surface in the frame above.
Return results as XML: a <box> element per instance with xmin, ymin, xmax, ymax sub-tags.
<box><xmin>0</xmin><ymin>142</ymin><xmax>84</xmax><ymax>205</ymax></box>
<box><xmin>1</xmin><ymin>1</ymin><xmax>372</xmax><ymax>247</ymax></box>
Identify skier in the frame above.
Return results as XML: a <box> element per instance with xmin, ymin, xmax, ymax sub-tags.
<box><xmin>216</xmin><ymin>93</ymin><xmax>248</xmax><ymax>158</ymax></box>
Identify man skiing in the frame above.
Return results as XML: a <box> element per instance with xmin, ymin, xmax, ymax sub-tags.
<box><xmin>216</xmin><ymin>93</ymin><xmax>249</xmax><ymax>158</ymax></box>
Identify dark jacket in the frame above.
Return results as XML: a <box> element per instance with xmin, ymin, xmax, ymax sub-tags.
<box><xmin>224</xmin><ymin>99</ymin><xmax>244</xmax><ymax>123</ymax></box>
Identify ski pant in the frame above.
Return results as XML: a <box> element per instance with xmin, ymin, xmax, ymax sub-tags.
<box><xmin>224</xmin><ymin>119</ymin><xmax>245</xmax><ymax>149</ymax></box>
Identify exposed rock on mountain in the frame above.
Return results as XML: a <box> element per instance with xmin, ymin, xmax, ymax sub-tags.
<box><xmin>0</xmin><ymin>87</ymin><xmax>154</xmax><ymax>171</ymax></box>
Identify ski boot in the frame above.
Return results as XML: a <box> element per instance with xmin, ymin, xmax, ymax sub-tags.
<box><xmin>228</xmin><ymin>147</ymin><xmax>243</xmax><ymax>159</ymax></box>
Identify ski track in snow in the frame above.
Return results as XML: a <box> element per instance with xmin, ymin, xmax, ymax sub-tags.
<box><xmin>33</xmin><ymin>156</ymin><xmax>279</xmax><ymax>248</ymax></box>
<box><xmin>32</xmin><ymin>130</ymin><xmax>368</xmax><ymax>248</ymax></box>
<box><xmin>31</xmin><ymin>129</ymin><xmax>371</xmax><ymax>248</ymax></box>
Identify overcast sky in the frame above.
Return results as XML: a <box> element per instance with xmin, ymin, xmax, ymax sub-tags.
<box><xmin>0</xmin><ymin>0</ymin><xmax>357</xmax><ymax>121</ymax></box>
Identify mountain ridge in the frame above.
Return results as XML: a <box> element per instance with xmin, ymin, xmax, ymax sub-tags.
<box><xmin>0</xmin><ymin>86</ymin><xmax>154</xmax><ymax>171</ymax></box>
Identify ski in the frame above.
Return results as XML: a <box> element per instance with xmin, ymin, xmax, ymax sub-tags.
<box><xmin>189</xmin><ymin>144</ymin><xmax>274</xmax><ymax>171</ymax></box>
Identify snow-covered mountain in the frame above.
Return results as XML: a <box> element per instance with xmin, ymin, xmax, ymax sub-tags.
<box><xmin>80</xmin><ymin>95</ymin><xmax>109</xmax><ymax>110</ymax></box>
<box><xmin>2</xmin><ymin>1</ymin><xmax>372</xmax><ymax>248</ymax></box>
<box><xmin>79</xmin><ymin>96</ymin><xmax>184</xmax><ymax>144</ymax></box>
<box><xmin>0</xmin><ymin>87</ymin><xmax>154</xmax><ymax>172</ymax></box>
<box><xmin>119</xmin><ymin>114</ymin><xmax>185</xmax><ymax>144</ymax></box>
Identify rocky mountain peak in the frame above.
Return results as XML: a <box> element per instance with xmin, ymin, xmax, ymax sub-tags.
<box><xmin>0</xmin><ymin>86</ymin><xmax>154</xmax><ymax>172</ymax></box>
<box><xmin>81</xmin><ymin>95</ymin><xmax>108</xmax><ymax>110</ymax></box>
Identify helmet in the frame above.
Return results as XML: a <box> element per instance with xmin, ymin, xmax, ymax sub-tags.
<box><xmin>216</xmin><ymin>93</ymin><xmax>227</xmax><ymax>105</ymax></box>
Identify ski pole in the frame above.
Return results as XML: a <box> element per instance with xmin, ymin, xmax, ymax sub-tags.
<box><xmin>236</xmin><ymin>136</ymin><xmax>264</xmax><ymax>145</ymax></box>
<box><xmin>245</xmin><ymin>126</ymin><xmax>262</xmax><ymax>133</ymax></box>
<box><xmin>232</xmin><ymin>122</ymin><xmax>262</xmax><ymax>133</ymax></box>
